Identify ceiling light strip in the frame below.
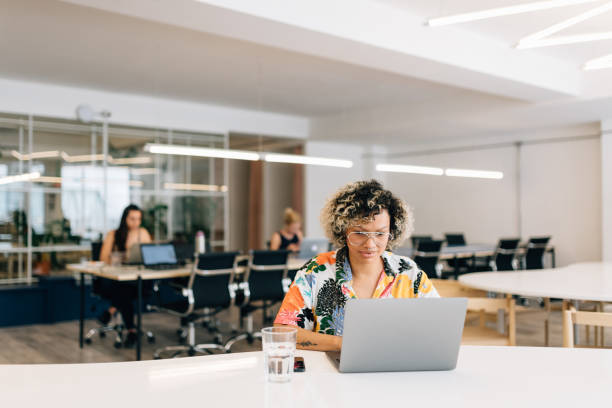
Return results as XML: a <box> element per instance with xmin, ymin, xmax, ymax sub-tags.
<box><xmin>584</xmin><ymin>52</ymin><xmax>612</xmax><ymax>70</ymax></box>
<box><xmin>518</xmin><ymin>1</ymin><xmax>612</xmax><ymax>46</ymax></box>
<box><xmin>427</xmin><ymin>0</ymin><xmax>600</xmax><ymax>27</ymax></box>
<box><xmin>145</xmin><ymin>143</ymin><xmax>260</xmax><ymax>161</ymax></box>
<box><xmin>264</xmin><ymin>153</ymin><xmax>353</xmax><ymax>168</ymax></box>
<box><xmin>164</xmin><ymin>182</ymin><xmax>228</xmax><ymax>192</ymax></box>
<box><xmin>445</xmin><ymin>168</ymin><xmax>504</xmax><ymax>179</ymax></box>
<box><xmin>376</xmin><ymin>164</ymin><xmax>443</xmax><ymax>176</ymax></box>
<box><xmin>0</xmin><ymin>172</ymin><xmax>42</xmax><ymax>185</ymax></box>
<box><xmin>517</xmin><ymin>32</ymin><xmax>612</xmax><ymax>48</ymax></box>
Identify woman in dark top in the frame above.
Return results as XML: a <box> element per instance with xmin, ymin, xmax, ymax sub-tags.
<box><xmin>99</xmin><ymin>204</ymin><xmax>152</xmax><ymax>347</ymax></box>
<box><xmin>270</xmin><ymin>208</ymin><xmax>303</xmax><ymax>252</ymax></box>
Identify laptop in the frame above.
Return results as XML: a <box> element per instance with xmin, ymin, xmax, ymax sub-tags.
<box><xmin>298</xmin><ymin>238</ymin><xmax>330</xmax><ymax>259</ymax></box>
<box><xmin>327</xmin><ymin>298</ymin><xmax>467</xmax><ymax>373</ymax></box>
<box><xmin>172</xmin><ymin>242</ymin><xmax>195</xmax><ymax>265</ymax></box>
<box><xmin>140</xmin><ymin>243</ymin><xmax>179</xmax><ymax>270</ymax></box>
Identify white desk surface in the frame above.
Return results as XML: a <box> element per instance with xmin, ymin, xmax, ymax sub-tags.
<box><xmin>1</xmin><ymin>346</ymin><xmax>610</xmax><ymax>407</ymax></box>
<box><xmin>459</xmin><ymin>262</ymin><xmax>612</xmax><ymax>302</ymax></box>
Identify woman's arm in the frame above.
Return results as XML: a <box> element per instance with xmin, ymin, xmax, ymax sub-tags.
<box><xmin>274</xmin><ymin>323</ymin><xmax>342</xmax><ymax>351</ymax></box>
<box><xmin>269</xmin><ymin>232</ymin><xmax>281</xmax><ymax>250</ymax></box>
<box><xmin>99</xmin><ymin>231</ymin><xmax>115</xmax><ymax>264</ymax></box>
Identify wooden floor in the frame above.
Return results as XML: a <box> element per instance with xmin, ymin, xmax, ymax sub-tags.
<box><xmin>0</xmin><ymin>305</ymin><xmax>610</xmax><ymax>364</ymax></box>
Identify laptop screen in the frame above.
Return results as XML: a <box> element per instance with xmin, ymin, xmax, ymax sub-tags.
<box><xmin>141</xmin><ymin>244</ymin><xmax>177</xmax><ymax>266</ymax></box>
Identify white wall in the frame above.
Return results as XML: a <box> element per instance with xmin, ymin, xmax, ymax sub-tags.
<box><xmin>521</xmin><ymin>138</ymin><xmax>601</xmax><ymax>266</ymax></box>
<box><xmin>304</xmin><ymin>141</ymin><xmax>367</xmax><ymax>238</ymax></box>
<box><xmin>385</xmin><ymin>146</ymin><xmax>519</xmax><ymax>247</ymax></box>
<box><xmin>0</xmin><ymin>78</ymin><xmax>309</xmax><ymax>138</ymax></box>
<box><xmin>382</xmin><ymin>138</ymin><xmax>602</xmax><ymax>266</ymax></box>
<box><xmin>602</xmin><ymin>120</ymin><xmax>612</xmax><ymax>262</ymax></box>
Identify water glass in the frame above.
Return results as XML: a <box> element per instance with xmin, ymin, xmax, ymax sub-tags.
<box><xmin>262</xmin><ymin>327</ymin><xmax>297</xmax><ymax>383</ymax></box>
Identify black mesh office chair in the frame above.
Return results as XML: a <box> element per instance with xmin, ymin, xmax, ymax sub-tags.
<box><xmin>444</xmin><ymin>233</ymin><xmax>466</xmax><ymax>247</ymax></box>
<box><xmin>524</xmin><ymin>236</ymin><xmax>551</xmax><ymax>270</ymax></box>
<box><xmin>472</xmin><ymin>238</ymin><xmax>521</xmax><ymax>272</ymax></box>
<box><xmin>224</xmin><ymin>249</ymin><xmax>290</xmax><ymax>351</ymax></box>
<box><xmin>413</xmin><ymin>240</ymin><xmax>443</xmax><ymax>279</ymax></box>
<box><xmin>85</xmin><ymin>242</ymin><xmax>154</xmax><ymax>348</ymax></box>
<box><xmin>152</xmin><ymin>252</ymin><xmax>240</xmax><ymax>358</ymax></box>
<box><xmin>410</xmin><ymin>235</ymin><xmax>433</xmax><ymax>248</ymax></box>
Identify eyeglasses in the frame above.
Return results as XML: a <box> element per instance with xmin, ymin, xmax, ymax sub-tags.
<box><xmin>347</xmin><ymin>231</ymin><xmax>392</xmax><ymax>247</ymax></box>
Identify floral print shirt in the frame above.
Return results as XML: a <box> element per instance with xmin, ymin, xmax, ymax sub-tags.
<box><xmin>274</xmin><ymin>246</ymin><xmax>439</xmax><ymax>335</ymax></box>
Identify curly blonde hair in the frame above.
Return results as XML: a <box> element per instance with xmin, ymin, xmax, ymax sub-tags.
<box><xmin>320</xmin><ymin>180</ymin><xmax>413</xmax><ymax>249</ymax></box>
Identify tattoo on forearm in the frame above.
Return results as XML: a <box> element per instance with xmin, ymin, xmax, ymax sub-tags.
<box><xmin>297</xmin><ymin>341</ymin><xmax>316</xmax><ymax>347</ymax></box>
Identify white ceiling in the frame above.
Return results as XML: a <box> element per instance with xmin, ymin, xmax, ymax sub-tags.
<box><xmin>2</xmin><ymin>0</ymin><xmax>612</xmax><ymax>146</ymax></box>
<box><xmin>0</xmin><ymin>0</ymin><xmax>510</xmax><ymax>118</ymax></box>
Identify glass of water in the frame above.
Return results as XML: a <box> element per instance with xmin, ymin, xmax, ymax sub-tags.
<box><xmin>262</xmin><ymin>327</ymin><xmax>297</xmax><ymax>383</ymax></box>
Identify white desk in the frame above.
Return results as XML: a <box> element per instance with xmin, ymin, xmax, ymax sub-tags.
<box><xmin>459</xmin><ymin>262</ymin><xmax>612</xmax><ymax>344</ymax></box>
<box><xmin>1</xmin><ymin>346</ymin><xmax>610</xmax><ymax>407</ymax></box>
<box><xmin>459</xmin><ymin>262</ymin><xmax>612</xmax><ymax>302</ymax></box>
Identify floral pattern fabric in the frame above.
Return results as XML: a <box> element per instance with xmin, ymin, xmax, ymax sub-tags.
<box><xmin>274</xmin><ymin>246</ymin><xmax>439</xmax><ymax>336</ymax></box>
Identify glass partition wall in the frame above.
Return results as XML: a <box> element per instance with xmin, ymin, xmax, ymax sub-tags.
<box><xmin>0</xmin><ymin>114</ymin><xmax>228</xmax><ymax>284</ymax></box>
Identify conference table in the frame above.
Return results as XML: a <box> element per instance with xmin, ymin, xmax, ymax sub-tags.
<box><xmin>2</xmin><ymin>346</ymin><xmax>611</xmax><ymax>406</ymax></box>
<box><xmin>68</xmin><ymin>257</ymin><xmax>306</xmax><ymax>360</ymax></box>
<box><xmin>459</xmin><ymin>262</ymin><xmax>612</xmax><ymax>345</ymax></box>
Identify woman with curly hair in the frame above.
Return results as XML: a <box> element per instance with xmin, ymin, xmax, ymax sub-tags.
<box><xmin>274</xmin><ymin>180</ymin><xmax>438</xmax><ymax>351</ymax></box>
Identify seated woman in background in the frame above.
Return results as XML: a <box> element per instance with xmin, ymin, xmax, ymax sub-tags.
<box><xmin>99</xmin><ymin>204</ymin><xmax>152</xmax><ymax>347</ymax></box>
<box><xmin>274</xmin><ymin>180</ymin><xmax>438</xmax><ymax>351</ymax></box>
<box><xmin>269</xmin><ymin>208</ymin><xmax>303</xmax><ymax>252</ymax></box>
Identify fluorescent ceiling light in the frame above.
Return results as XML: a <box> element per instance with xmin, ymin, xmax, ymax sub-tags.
<box><xmin>445</xmin><ymin>168</ymin><xmax>504</xmax><ymax>179</ymax></box>
<box><xmin>517</xmin><ymin>32</ymin><xmax>612</xmax><ymax>48</ymax></box>
<box><xmin>164</xmin><ymin>182</ymin><xmax>227</xmax><ymax>192</ymax></box>
<box><xmin>109</xmin><ymin>156</ymin><xmax>152</xmax><ymax>165</ymax></box>
<box><xmin>61</xmin><ymin>152</ymin><xmax>106</xmax><ymax>163</ymax></box>
<box><xmin>131</xmin><ymin>168</ymin><xmax>158</xmax><ymax>175</ymax></box>
<box><xmin>11</xmin><ymin>150</ymin><xmax>60</xmax><ymax>160</ymax></box>
<box><xmin>517</xmin><ymin>1</ymin><xmax>612</xmax><ymax>47</ymax></box>
<box><xmin>33</xmin><ymin>176</ymin><xmax>62</xmax><ymax>184</ymax></box>
<box><xmin>376</xmin><ymin>163</ymin><xmax>443</xmax><ymax>176</ymax></box>
<box><xmin>0</xmin><ymin>172</ymin><xmax>41</xmax><ymax>185</ymax></box>
<box><xmin>145</xmin><ymin>143</ymin><xmax>260</xmax><ymax>161</ymax></box>
<box><xmin>584</xmin><ymin>52</ymin><xmax>612</xmax><ymax>70</ymax></box>
<box><xmin>264</xmin><ymin>153</ymin><xmax>353</xmax><ymax>168</ymax></box>
<box><xmin>427</xmin><ymin>0</ymin><xmax>600</xmax><ymax>26</ymax></box>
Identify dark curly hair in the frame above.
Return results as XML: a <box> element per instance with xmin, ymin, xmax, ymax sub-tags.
<box><xmin>320</xmin><ymin>180</ymin><xmax>413</xmax><ymax>249</ymax></box>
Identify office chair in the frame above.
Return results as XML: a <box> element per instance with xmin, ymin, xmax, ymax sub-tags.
<box><xmin>413</xmin><ymin>240</ymin><xmax>444</xmax><ymax>279</ymax></box>
<box><xmin>224</xmin><ymin>249</ymin><xmax>290</xmax><ymax>352</ymax></box>
<box><xmin>524</xmin><ymin>236</ymin><xmax>551</xmax><ymax>270</ymax></box>
<box><xmin>410</xmin><ymin>235</ymin><xmax>433</xmax><ymax>248</ymax></box>
<box><xmin>84</xmin><ymin>242</ymin><xmax>155</xmax><ymax>348</ymax></box>
<box><xmin>444</xmin><ymin>233</ymin><xmax>466</xmax><ymax>247</ymax></box>
<box><xmin>152</xmin><ymin>252</ymin><xmax>240</xmax><ymax>359</ymax></box>
<box><xmin>471</xmin><ymin>238</ymin><xmax>520</xmax><ymax>272</ymax></box>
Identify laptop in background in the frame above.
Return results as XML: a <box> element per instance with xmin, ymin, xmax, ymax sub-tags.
<box><xmin>327</xmin><ymin>298</ymin><xmax>467</xmax><ymax>373</ymax></box>
<box><xmin>298</xmin><ymin>238</ymin><xmax>330</xmax><ymax>260</ymax></box>
<box><xmin>172</xmin><ymin>242</ymin><xmax>195</xmax><ymax>265</ymax></box>
<box><xmin>140</xmin><ymin>243</ymin><xmax>179</xmax><ymax>270</ymax></box>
